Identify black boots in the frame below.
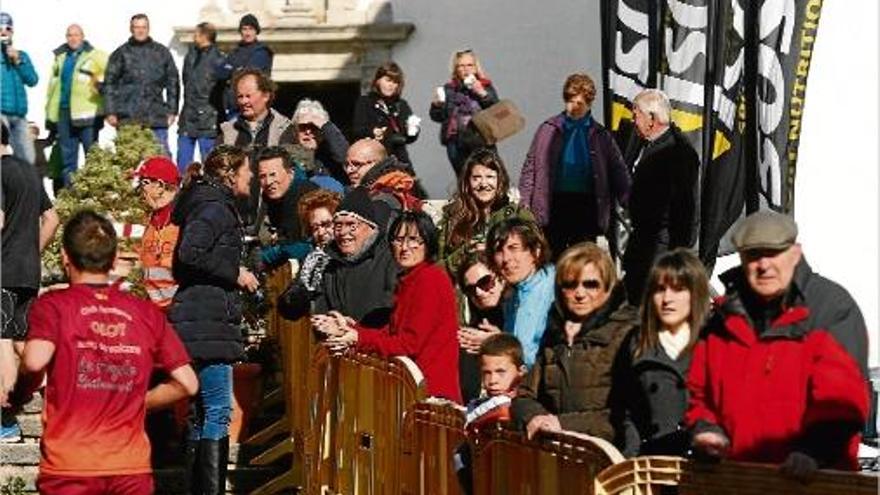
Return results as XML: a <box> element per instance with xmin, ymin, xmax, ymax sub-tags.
<box><xmin>196</xmin><ymin>437</ymin><xmax>229</xmax><ymax>495</ymax></box>
<box><xmin>184</xmin><ymin>440</ymin><xmax>201</xmax><ymax>494</ymax></box>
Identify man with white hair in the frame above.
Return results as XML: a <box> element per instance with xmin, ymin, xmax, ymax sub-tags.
<box><xmin>292</xmin><ymin>98</ymin><xmax>349</xmax><ymax>185</ymax></box>
<box><xmin>622</xmin><ymin>88</ymin><xmax>699</xmax><ymax>304</ymax></box>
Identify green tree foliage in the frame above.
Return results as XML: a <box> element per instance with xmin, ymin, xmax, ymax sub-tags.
<box><xmin>42</xmin><ymin>125</ymin><xmax>160</xmax><ymax>280</ymax></box>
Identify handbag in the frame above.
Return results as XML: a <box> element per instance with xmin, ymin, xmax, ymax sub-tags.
<box><xmin>470</xmin><ymin>99</ymin><xmax>526</xmax><ymax>145</ymax></box>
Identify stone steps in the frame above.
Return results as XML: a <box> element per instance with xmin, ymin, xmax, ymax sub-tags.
<box><xmin>1</xmin><ymin>391</ymin><xmax>297</xmax><ymax>494</ymax></box>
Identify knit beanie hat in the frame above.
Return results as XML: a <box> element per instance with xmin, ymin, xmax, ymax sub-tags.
<box><xmin>334</xmin><ymin>188</ymin><xmax>378</xmax><ymax>229</ymax></box>
<box><xmin>239</xmin><ymin>14</ymin><xmax>261</xmax><ymax>34</ymax></box>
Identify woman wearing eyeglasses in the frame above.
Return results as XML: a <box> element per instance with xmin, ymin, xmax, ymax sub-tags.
<box><xmin>430</xmin><ymin>49</ymin><xmax>499</xmax><ymax>175</ymax></box>
<box><xmin>612</xmin><ymin>248</ymin><xmax>709</xmax><ymax>457</ymax></box>
<box><xmin>316</xmin><ymin>210</ymin><xmax>462</xmax><ymax>403</ymax></box>
<box><xmin>439</xmin><ymin>150</ymin><xmax>534</xmax><ymax>278</ymax></box>
<box><xmin>277</xmin><ymin>189</ymin><xmax>342</xmax><ymax>320</ymax></box>
<box><xmin>455</xmin><ymin>253</ymin><xmax>506</xmax><ymax>402</ymax></box>
<box><xmin>511</xmin><ymin>242</ymin><xmax>637</xmax><ymax>442</ymax></box>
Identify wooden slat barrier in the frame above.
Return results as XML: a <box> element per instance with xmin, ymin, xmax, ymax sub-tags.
<box><xmin>250</xmin><ymin>264</ymin><xmax>319</xmax><ymax>494</ymax></box>
<box><xmin>303</xmin><ymin>350</ymin><xmax>426</xmax><ymax>495</ymax></box>
<box><xmin>404</xmin><ymin>401</ymin><xmax>467</xmax><ymax>495</ymax></box>
<box><xmin>469</xmin><ymin>425</ymin><xmax>624</xmax><ymax>495</ymax></box>
<box><xmin>595</xmin><ymin>456</ymin><xmax>878</xmax><ymax>495</ymax></box>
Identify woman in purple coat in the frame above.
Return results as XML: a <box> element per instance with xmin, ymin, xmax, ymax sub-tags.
<box><xmin>519</xmin><ymin>73</ymin><xmax>630</xmax><ymax>259</ymax></box>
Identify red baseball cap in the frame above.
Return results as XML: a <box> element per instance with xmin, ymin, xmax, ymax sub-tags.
<box><xmin>134</xmin><ymin>156</ymin><xmax>179</xmax><ymax>185</ymax></box>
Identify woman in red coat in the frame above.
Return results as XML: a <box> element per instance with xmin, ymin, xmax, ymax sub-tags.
<box><xmin>314</xmin><ymin>210</ymin><xmax>462</xmax><ymax>403</ymax></box>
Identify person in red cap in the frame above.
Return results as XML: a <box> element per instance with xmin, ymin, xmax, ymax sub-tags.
<box><xmin>134</xmin><ymin>156</ymin><xmax>180</xmax><ymax>310</ymax></box>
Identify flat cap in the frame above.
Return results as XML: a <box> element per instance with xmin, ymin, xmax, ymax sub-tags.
<box><xmin>731</xmin><ymin>210</ymin><xmax>798</xmax><ymax>251</ymax></box>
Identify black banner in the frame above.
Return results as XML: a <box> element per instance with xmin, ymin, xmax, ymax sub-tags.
<box><xmin>600</xmin><ymin>0</ymin><xmax>825</xmax><ymax>268</ymax></box>
<box><xmin>755</xmin><ymin>0</ymin><xmax>825</xmax><ymax>213</ymax></box>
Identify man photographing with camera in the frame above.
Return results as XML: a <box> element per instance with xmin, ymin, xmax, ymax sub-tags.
<box><xmin>0</xmin><ymin>12</ymin><xmax>39</xmax><ymax>165</ymax></box>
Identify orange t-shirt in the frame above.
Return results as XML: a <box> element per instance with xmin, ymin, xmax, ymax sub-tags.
<box><xmin>27</xmin><ymin>284</ymin><xmax>190</xmax><ymax>476</ymax></box>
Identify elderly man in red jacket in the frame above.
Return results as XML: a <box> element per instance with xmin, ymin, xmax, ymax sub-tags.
<box><xmin>685</xmin><ymin>210</ymin><xmax>869</xmax><ymax>478</ymax></box>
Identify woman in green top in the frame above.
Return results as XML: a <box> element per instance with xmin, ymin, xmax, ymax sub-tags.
<box><xmin>438</xmin><ymin>148</ymin><xmax>534</xmax><ymax>277</ymax></box>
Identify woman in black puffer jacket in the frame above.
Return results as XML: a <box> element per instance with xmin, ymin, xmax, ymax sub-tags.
<box><xmin>169</xmin><ymin>145</ymin><xmax>259</xmax><ymax>494</ymax></box>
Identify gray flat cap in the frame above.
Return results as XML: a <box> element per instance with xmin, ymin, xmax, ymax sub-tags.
<box><xmin>731</xmin><ymin>210</ymin><xmax>798</xmax><ymax>251</ymax></box>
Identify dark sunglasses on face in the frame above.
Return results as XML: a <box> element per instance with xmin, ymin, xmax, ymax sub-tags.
<box><xmin>560</xmin><ymin>278</ymin><xmax>603</xmax><ymax>291</ymax></box>
<box><xmin>297</xmin><ymin>123</ymin><xmax>320</xmax><ymax>134</ymax></box>
<box><xmin>465</xmin><ymin>273</ymin><xmax>496</xmax><ymax>295</ymax></box>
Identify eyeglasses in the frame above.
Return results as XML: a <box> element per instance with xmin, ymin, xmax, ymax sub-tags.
<box><xmin>345</xmin><ymin>158</ymin><xmax>376</xmax><ymax>171</ymax></box>
<box><xmin>333</xmin><ymin>220</ymin><xmax>361</xmax><ymax>234</ymax></box>
<box><xmin>297</xmin><ymin>123</ymin><xmax>320</xmax><ymax>135</ymax></box>
<box><xmin>560</xmin><ymin>278</ymin><xmax>603</xmax><ymax>292</ymax></box>
<box><xmin>391</xmin><ymin>235</ymin><xmax>424</xmax><ymax>248</ymax></box>
<box><xmin>464</xmin><ymin>273</ymin><xmax>497</xmax><ymax>296</ymax></box>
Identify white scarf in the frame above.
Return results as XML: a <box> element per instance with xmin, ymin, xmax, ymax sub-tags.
<box><xmin>658</xmin><ymin>326</ymin><xmax>690</xmax><ymax>360</ymax></box>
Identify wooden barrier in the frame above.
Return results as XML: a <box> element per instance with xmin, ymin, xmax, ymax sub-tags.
<box><xmin>595</xmin><ymin>456</ymin><xmax>879</xmax><ymax>495</ymax></box>
<box><xmin>470</xmin><ymin>425</ymin><xmax>623</xmax><ymax>495</ymax></box>
<box><xmin>303</xmin><ymin>351</ymin><xmax>426</xmax><ymax>495</ymax></box>
<box><xmin>250</xmin><ymin>263</ymin><xmax>319</xmax><ymax>494</ymax></box>
<box><xmin>404</xmin><ymin>401</ymin><xmax>467</xmax><ymax>495</ymax></box>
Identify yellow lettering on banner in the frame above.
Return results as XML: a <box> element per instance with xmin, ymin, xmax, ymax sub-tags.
<box><xmin>611</xmin><ymin>102</ymin><xmax>633</xmax><ymax>131</ymax></box>
<box><xmin>670</xmin><ymin>109</ymin><xmax>703</xmax><ymax>133</ymax></box>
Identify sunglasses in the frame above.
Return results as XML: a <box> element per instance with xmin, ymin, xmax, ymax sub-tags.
<box><xmin>297</xmin><ymin>123</ymin><xmax>320</xmax><ymax>134</ymax></box>
<box><xmin>560</xmin><ymin>278</ymin><xmax>603</xmax><ymax>291</ymax></box>
<box><xmin>464</xmin><ymin>273</ymin><xmax>497</xmax><ymax>295</ymax></box>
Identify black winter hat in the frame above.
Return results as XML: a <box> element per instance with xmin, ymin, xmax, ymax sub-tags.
<box><xmin>239</xmin><ymin>14</ymin><xmax>261</xmax><ymax>34</ymax></box>
<box><xmin>334</xmin><ymin>188</ymin><xmax>378</xmax><ymax>229</ymax></box>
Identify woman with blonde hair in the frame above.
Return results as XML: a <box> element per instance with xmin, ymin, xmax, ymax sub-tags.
<box><xmin>429</xmin><ymin>49</ymin><xmax>499</xmax><ymax>175</ymax></box>
<box><xmin>612</xmin><ymin>248</ymin><xmax>710</xmax><ymax>457</ymax></box>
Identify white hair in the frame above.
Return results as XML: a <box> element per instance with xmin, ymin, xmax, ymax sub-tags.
<box><xmin>293</xmin><ymin>98</ymin><xmax>329</xmax><ymax>124</ymax></box>
<box><xmin>633</xmin><ymin>89</ymin><xmax>671</xmax><ymax>125</ymax></box>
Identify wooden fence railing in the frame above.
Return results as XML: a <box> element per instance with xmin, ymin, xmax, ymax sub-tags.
<box><xmin>245</xmin><ymin>267</ymin><xmax>878</xmax><ymax>495</ymax></box>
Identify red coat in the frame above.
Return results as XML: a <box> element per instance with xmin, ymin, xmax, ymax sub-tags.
<box><xmin>685</xmin><ymin>296</ymin><xmax>868</xmax><ymax>470</ymax></box>
<box><xmin>357</xmin><ymin>262</ymin><xmax>462</xmax><ymax>403</ymax></box>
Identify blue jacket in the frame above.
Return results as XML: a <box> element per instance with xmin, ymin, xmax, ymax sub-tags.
<box><xmin>1</xmin><ymin>49</ymin><xmax>38</xmax><ymax>117</ymax></box>
<box><xmin>502</xmin><ymin>265</ymin><xmax>556</xmax><ymax>368</ymax></box>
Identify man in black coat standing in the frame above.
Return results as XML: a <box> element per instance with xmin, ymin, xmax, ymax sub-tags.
<box><xmin>104</xmin><ymin>13</ymin><xmax>179</xmax><ymax>155</ymax></box>
<box><xmin>177</xmin><ymin>22</ymin><xmax>225</xmax><ymax>171</ymax></box>
<box><xmin>216</xmin><ymin>13</ymin><xmax>273</xmax><ymax>120</ymax></box>
<box><xmin>622</xmin><ymin>89</ymin><xmax>699</xmax><ymax>304</ymax></box>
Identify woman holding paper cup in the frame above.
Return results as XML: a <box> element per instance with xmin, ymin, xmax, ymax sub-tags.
<box><xmin>430</xmin><ymin>49</ymin><xmax>499</xmax><ymax>176</ymax></box>
<box><xmin>352</xmin><ymin>61</ymin><xmax>421</xmax><ymax>167</ymax></box>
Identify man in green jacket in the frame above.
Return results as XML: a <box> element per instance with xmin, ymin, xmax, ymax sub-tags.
<box><xmin>45</xmin><ymin>24</ymin><xmax>107</xmax><ymax>186</ymax></box>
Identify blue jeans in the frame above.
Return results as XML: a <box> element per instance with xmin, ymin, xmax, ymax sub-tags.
<box><xmin>2</xmin><ymin>114</ymin><xmax>35</xmax><ymax>165</ymax></box>
<box><xmin>188</xmin><ymin>363</ymin><xmax>232</xmax><ymax>441</ymax></box>
<box><xmin>176</xmin><ymin>135</ymin><xmax>215</xmax><ymax>173</ymax></box>
<box><xmin>152</xmin><ymin>127</ymin><xmax>170</xmax><ymax>156</ymax></box>
<box><xmin>57</xmin><ymin>109</ymin><xmax>97</xmax><ymax>186</ymax></box>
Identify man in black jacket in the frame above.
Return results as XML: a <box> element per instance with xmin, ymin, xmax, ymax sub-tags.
<box><xmin>216</xmin><ymin>13</ymin><xmax>273</xmax><ymax>119</ymax></box>
<box><xmin>104</xmin><ymin>13</ymin><xmax>179</xmax><ymax>155</ymax></box>
<box><xmin>622</xmin><ymin>89</ymin><xmax>698</xmax><ymax>304</ymax></box>
<box><xmin>177</xmin><ymin>22</ymin><xmax>225</xmax><ymax>171</ymax></box>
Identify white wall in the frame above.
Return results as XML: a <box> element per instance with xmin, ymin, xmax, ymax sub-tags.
<box><xmin>10</xmin><ymin>1</ymin><xmax>879</xmax><ymax>365</ymax></box>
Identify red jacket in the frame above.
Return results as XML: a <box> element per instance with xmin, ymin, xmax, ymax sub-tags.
<box><xmin>685</xmin><ymin>295</ymin><xmax>868</xmax><ymax>470</ymax></box>
<box><xmin>357</xmin><ymin>262</ymin><xmax>462</xmax><ymax>403</ymax></box>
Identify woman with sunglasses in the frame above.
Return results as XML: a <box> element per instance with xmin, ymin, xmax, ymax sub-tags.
<box><xmin>439</xmin><ymin>150</ymin><xmax>533</xmax><ymax>278</ymax></box>
<box><xmin>352</xmin><ymin>61</ymin><xmax>420</xmax><ymax>167</ymax></box>
<box><xmin>277</xmin><ymin>189</ymin><xmax>342</xmax><ymax>320</ymax></box>
<box><xmin>430</xmin><ymin>49</ymin><xmax>499</xmax><ymax>175</ymax></box>
<box><xmin>612</xmin><ymin>248</ymin><xmax>709</xmax><ymax>457</ymax></box>
<box><xmin>316</xmin><ymin>210</ymin><xmax>462</xmax><ymax>403</ymax></box>
<box><xmin>511</xmin><ymin>242</ymin><xmax>637</xmax><ymax>442</ymax></box>
<box><xmin>456</xmin><ymin>253</ymin><xmax>506</xmax><ymax>402</ymax></box>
